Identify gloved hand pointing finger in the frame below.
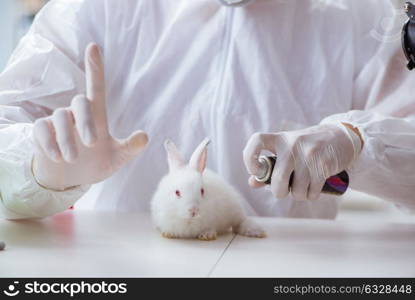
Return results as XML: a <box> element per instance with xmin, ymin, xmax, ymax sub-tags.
<box><xmin>32</xmin><ymin>43</ymin><xmax>149</xmax><ymax>191</ymax></box>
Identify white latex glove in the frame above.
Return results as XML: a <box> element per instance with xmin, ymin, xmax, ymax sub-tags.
<box><xmin>243</xmin><ymin>123</ymin><xmax>362</xmax><ymax>201</ymax></box>
<box><xmin>32</xmin><ymin>44</ymin><xmax>148</xmax><ymax>191</ymax></box>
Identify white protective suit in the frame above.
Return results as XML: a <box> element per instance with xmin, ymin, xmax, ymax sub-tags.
<box><xmin>0</xmin><ymin>0</ymin><xmax>414</xmax><ymax>219</ymax></box>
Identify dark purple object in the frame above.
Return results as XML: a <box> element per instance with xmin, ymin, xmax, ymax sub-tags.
<box><xmin>256</xmin><ymin>156</ymin><xmax>349</xmax><ymax>196</ymax></box>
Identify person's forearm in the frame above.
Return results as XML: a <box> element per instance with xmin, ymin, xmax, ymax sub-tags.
<box><xmin>322</xmin><ymin>110</ymin><xmax>415</xmax><ymax>211</ymax></box>
<box><xmin>0</xmin><ymin>122</ymin><xmax>89</xmax><ymax>220</ymax></box>
<box><xmin>341</xmin><ymin>122</ymin><xmax>364</xmax><ymax>148</ymax></box>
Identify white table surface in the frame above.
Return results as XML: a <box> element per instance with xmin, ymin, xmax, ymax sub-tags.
<box><xmin>0</xmin><ymin>209</ymin><xmax>414</xmax><ymax>277</ymax></box>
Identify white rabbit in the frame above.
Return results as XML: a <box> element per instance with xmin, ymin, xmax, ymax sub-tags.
<box><xmin>151</xmin><ymin>138</ymin><xmax>266</xmax><ymax>241</ymax></box>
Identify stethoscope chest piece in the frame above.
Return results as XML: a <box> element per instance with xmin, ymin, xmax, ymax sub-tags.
<box><xmin>402</xmin><ymin>2</ymin><xmax>415</xmax><ymax>70</ymax></box>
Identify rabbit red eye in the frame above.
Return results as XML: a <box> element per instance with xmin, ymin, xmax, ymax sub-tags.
<box><xmin>175</xmin><ymin>190</ymin><xmax>181</xmax><ymax>198</ymax></box>
<box><xmin>201</xmin><ymin>188</ymin><xmax>204</xmax><ymax>196</ymax></box>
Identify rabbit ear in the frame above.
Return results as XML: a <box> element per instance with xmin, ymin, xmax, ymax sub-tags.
<box><xmin>189</xmin><ymin>138</ymin><xmax>210</xmax><ymax>173</ymax></box>
<box><xmin>164</xmin><ymin>139</ymin><xmax>184</xmax><ymax>170</ymax></box>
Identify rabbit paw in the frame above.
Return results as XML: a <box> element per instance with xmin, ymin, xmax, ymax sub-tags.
<box><xmin>198</xmin><ymin>230</ymin><xmax>217</xmax><ymax>241</ymax></box>
<box><xmin>234</xmin><ymin>219</ymin><xmax>266</xmax><ymax>238</ymax></box>
<box><xmin>161</xmin><ymin>232</ymin><xmax>179</xmax><ymax>239</ymax></box>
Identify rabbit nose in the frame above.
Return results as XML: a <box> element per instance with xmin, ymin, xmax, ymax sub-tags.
<box><xmin>189</xmin><ymin>207</ymin><xmax>199</xmax><ymax>218</ymax></box>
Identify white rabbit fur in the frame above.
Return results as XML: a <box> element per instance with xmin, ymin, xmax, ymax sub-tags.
<box><xmin>151</xmin><ymin>138</ymin><xmax>266</xmax><ymax>241</ymax></box>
